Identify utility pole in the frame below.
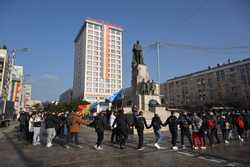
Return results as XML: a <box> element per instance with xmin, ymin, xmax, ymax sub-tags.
<box><xmin>156</xmin><ymin>41</ymin><xmax>160</xmax><ymax>82</ymax></box>
<box><xmin>144</xmin><ymin>42</ymin><xmax>162</xmax><ymax>83</ymax></box>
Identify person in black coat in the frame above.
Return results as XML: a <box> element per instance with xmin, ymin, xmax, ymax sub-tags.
<box><xmin>164</xmin><ymin>111</ymin><xmax>178</xmax><ymax>150</ymax></box>
<box><xmin>112</xmin><ymin>109</ymin><xmax>129</xmax><ymax>149</ymax></box>
<box><xmin>90</xmin><ymin>111</ymin><xmax>106</xmax><ymax>150</ymax></box>
<box><xmin>177</xmin><ymin>111</ymin><xmax>193</xmax><ymax>149</ymax></box>
<box><xmin>148</xmin><ymin>113</ymin><xmax>164</xmax><ymax>149</ymax></box>
<box><xmin>45</xmin><ymin>112</ymin><xmax>59</xmax><ymax>147</ymax></box>
<box><xmin>134</xmin><ymin>111</ymin><xmax>149</xmax><ymax>150</ymax></box>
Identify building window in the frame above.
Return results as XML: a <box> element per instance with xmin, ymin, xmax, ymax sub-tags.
<box><xmin>94</xmin><ymin>25</ymin><xmax>99</xmax><ymax>30</ymax></box>
<box><xmin>216</xmin><ymin>71</ymin><xmax>220</xmax><ymax>81</ymax></box>
<box><xmin>88</xmin><ymin>24</ymin><xmax>93</xmax><ymax>28</ymax></box>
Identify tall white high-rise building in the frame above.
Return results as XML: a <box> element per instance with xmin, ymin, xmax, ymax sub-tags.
<box><xmin>23</xmin><ymin>84</ymin><xmax>32</xmax><ymax>111</ymax></box>
<box><xmin>73</xmin><ymin>18</ymin><xmax>123</xmax><ymax>101</ymax></box>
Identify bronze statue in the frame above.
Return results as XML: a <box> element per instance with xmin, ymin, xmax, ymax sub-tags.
<box><xmin>132</xmin><ymin>40</ymin><xmax>144</xmax><ymax>68</ymax></box>
<box><xmin>149</xmin><ymin>80</ymin><xmax>156</xmax><ymax>95</ymax></box>
<box><xmin>140</xmin><ymin>79</ymin><xmax>147</xmax><ymax>95</ymax></box>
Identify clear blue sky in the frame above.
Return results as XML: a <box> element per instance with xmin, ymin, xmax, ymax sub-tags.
<box><xmin>1</xmin><ymin>0</ymin><xmax>250</xmax><ymax>101</ymax></box>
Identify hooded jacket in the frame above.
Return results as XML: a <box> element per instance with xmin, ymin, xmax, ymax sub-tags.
<box><xmin>68</xmin><ymin>112</ymin><xmax>86</xmax><ymax>133</ymax></box>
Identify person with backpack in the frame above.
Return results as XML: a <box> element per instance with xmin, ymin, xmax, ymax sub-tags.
<box><xmin>235</xmin><ymin>112</ymin><xmax>245</xmax><ymax>142</ymax></box>
<box><xmin>112</xmin><ymin>109</ymin><xmax>129</xmax><ymax>149</ymax></box>
<box><xmin>191</xmin><ymin>112</ymin><xmax>206</xmax><ymax>150</ymax></box>
<box><xmin>177</xmin><ymin>111</ymin><xmax>193</xmax><ymax>149</ymax></box>
<box><xmin>148</xmin><ymin>113</ymin><xmax>164</xmax><ymax>149</ymax></box>
<box><xmin>164</xmin><ymin>111</ymin><xmax>178</xmax><ymax>150</ymax></box>
<box><xmin>134</xmin><ymin>111</ymin><xmax>149</xmax><ymax>150</ymax></box>
<box><xmin>207</xmin><ymin>111</ymin><xmax>220</xmax><ymax>146</ymax></box>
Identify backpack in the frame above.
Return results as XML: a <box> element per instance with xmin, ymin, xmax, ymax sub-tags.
<box><xmin>207</xmin><ymin>119</ymin><xmax>215</xmax><ymax>129</ymax></box>
<box><xmin>237</xmin><ymin>117</ymin><xmax>245</xmax><ymax>129</ymax></box>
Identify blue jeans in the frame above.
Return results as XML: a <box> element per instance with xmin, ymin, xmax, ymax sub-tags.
<box><xmin>154</xmin><ymin>129</ymin><xmax>161</xmax><ymax>144</ymax></box>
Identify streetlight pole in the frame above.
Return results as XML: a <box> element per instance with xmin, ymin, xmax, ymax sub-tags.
<box><xmin>156</xmin><ymin>41</ymin><xmax>160</xmax><ymax>83</ymax></box>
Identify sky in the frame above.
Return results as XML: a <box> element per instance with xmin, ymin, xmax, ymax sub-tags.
<box><xmin>0</xmin><ymin>0</ymin><xmax>250</xmax><ymax>101</ymax></box>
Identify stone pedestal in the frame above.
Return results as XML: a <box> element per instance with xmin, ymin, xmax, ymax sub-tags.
<box><xmin>138</xmin><ymin>95</ymin><xmax>161</xmax><ymax>111</ymax></box>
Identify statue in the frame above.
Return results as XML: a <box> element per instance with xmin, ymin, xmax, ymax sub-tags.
<box><xmin>140</xmin><ymin>79</ymin><xmax>147</xmax><ymax>95</ymax></box>
<box><xmin>146</xmin><ymin>80</ymin><xmax>151</xmax><ymax>95</ymax></box>
<box><xmin>149</xmin><ymin>80</ymin><xmax>156</xmax><ymax>95</ymax></box>
<box><xmin>132</xmin><ymin>40</ymin><xmax>144</xmax><ymax>68</ymax></box>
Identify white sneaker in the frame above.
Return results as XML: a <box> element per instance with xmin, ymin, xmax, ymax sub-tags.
<box><xmin>225</xmin><ymin>140</ymin><xmax>229</xmax><ymax>144</ymax></box>
<box><xmin>193</xmin><ymin>146</ymin><xmax>199</xmax><ymax>150</ymax></box>
<box><xmin>76</xmin><ymin>145</ymin><xmax>83</xmax><ymax>148</ymax></box>
<box><xmin>64</xmin><ymin>145</ymin><xmax>70</xmax><ymax>149</ymax></box>
<box><xmin>201</xmin><ymin>146</ymin><xmax>206</xmax><ymax>150</ymax></box>
<box><xmin>137</xmin><ymin>147</ymin><xmax>144</xmax><ymax>151</ymax></box>
<box><xmin>172</xmin><ymin>146</ymin><xmax>178</xmax><ymax>150</ymax></box>
<box><xmin>94</xmin><ymin>145</ymin><xmax>98</xmax><ymax>150</ymax></box>
<box><xmin>154</xmin><ymin>143</ymin><xmax>161</xmax><ymax>149</ymax></box>
<box><xmin>97</xmin><ymin>146</ymin><xmax>103</xmax><ymax>150</ymax></box>
<box><xmin>240</xmin><ymin>138</ymin><xmax>244</xmax><ymax>142</ymax></box>
<box><xmin>46</xmin><ymin>143</ymin><xmax>52</xmax><ymax>148</ymax></box>
<box><xmin>182</xmin><ymin>145</ymin><xmax>186</xmax><ymax>149</ymax></box>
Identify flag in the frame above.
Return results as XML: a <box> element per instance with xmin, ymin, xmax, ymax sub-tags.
<box><xmin>106</xmin><ymin>89</ymin><xmax>124</xmax><ymax>103</ymax></box>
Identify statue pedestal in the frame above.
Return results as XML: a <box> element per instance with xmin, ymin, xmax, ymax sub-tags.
<box><xmin>137</xmin><ymin>95</ymin><xmax>161</xmax><ymax>111</ymax></box>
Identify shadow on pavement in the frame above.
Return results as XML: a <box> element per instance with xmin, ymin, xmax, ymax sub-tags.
<box><xmin>3</xmin><ymin>132</ymin><xmax>44</xmax><ymax>167</ymax></box>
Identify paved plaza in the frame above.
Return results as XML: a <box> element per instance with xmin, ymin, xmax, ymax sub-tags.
<box><xmin>0</xmin><ymin>123</ymin><xmax>249</xmax><ymax>167</ymax></box>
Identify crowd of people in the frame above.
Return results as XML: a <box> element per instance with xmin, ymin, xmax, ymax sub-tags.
<box><xmin>18</xmin><ymin>106</ymin><xmax>250</xmax><ymax>152</ymax></box>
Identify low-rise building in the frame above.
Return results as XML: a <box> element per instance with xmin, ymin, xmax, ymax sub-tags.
<box><xmin>160</xmin><ymin>58</ymin><xmax>250</xmax><ymax>109</ymax></box>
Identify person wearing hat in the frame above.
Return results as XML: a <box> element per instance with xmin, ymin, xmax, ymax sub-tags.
<box><xmin>164</xmin><ymin>111</ymin><xmax>178</xmax><ymax>150</ymax></box>
<box><xmin>134</xmin><ymin>111</ymin><xmax>149</xmax><ymax>151</ymax></box>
